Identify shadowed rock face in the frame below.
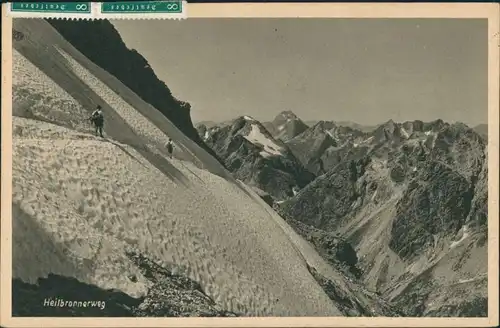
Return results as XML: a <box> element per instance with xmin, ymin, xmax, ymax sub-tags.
<box><xmin>389</xmin><ymin>161</ymin><xmax>473</xmax><ymax>261</ymax></box>
<box><xmin>285</xmin><ymin>121</ymin><xmax>370</xmax><ymax>176</ymax></box>
<box><xmin>198</xmin><ymin>117</ymin><xmax>315</xmax><ymax>200</ymax></box>
<box><xmin>12</xmin><ymin>251</ymin><xmax>238</xmax><ymax>317</ymax></box>
<box><xmin>279</xmin><ymin>155</ymin><xmax>372</xmax><ymax>231</ymax></box>
<box><xmin>45</xmin><ymin>19</ymin><xmax>217</xmax><ymax>159</ymax></box>
<box><xmin>261</xmin><ymin>111</ymin><xmax>309</xmax><ymax>143</ymax></box>
<box><xmin>268</xmin><ymin>111</ymin><xmax>310</xmax><ymax>142</ymax></box>
<box><xmin>250</xmin><ymin>186</ymin><xmax>275</xmax><ymax>207</ymax></box>
<box><xmin>126</xmin><ymin>251</ymin><xmax>238</xmax><ymax>317</ymax></box>
<box><xmin>273</xmin><ymin>207</ymin><xmax>362</xmax><ymax>279</ymax></box>
<box><xmin>306</xmin><ymin>265</ymin><xmax>400</xmax><ymax>317</ymax></box>
<box><xmin>279</xmin><ymin>119</ymin><xmax>488</xmax><ymax>317</ymax></box>
<box><xmin>285</xmin><ymin>122</ymin><xmax>339</xmax><ymax>176</ymax></box>
<box><xmin>12</xmin><ymin>276</ymin><xmax>141</xmax><ymax>317</ymax></box>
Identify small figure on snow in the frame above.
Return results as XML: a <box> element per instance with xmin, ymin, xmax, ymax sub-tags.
<box><xmin>166</xmin><ymin>138</ymin><xmax>174</xmax><ymax>159</ymax></box>
<box><xmin>90</xmin><ymin>105</ymin><xmax>104</xmax><ymax>138</ymax></box>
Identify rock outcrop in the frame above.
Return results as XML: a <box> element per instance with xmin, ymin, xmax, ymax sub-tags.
<box><xmin>198</xmin><ymin>116</ymin><xmax>315</xmax><ymax>200</ymax></box>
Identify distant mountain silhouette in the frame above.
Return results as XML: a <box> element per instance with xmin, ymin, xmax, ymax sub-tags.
<box><xmin>306</xmin><ymin>120</ymin><xmax>378</xmax><ymax>133</ymax></box>
<box><xmin>473</xmin><ymin>124</ymin><xmax>488</xmax><ymax>139</ymax></box>
<box><xmin>263</xmin><ymin>111</ymin><xmax>310</xmax><ymax>142</ymax></box>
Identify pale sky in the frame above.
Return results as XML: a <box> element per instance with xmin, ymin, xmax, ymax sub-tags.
<box><xmin>112</xmin><ymin>18</ymin><xmax>487</xmax><ymax>126</ymax></box>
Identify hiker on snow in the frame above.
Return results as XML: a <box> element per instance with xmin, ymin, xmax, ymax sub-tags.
<box><xmin>90</xmin><ymin>105</ymin><xmax>104</xmax><ymax>138</ymax></box>
<box><xmin>166</xmin><ymin>138</ymin><xmax>174</xmax><ymax>158</ymax></box>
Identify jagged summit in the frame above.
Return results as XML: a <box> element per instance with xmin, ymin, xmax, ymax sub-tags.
<box><xmin>370</xmin><ymin>118</ymin><xmax>455</xmax><ymax>143</ymax></box>
<box><xmin>197</xmin><ymin>115</ymin><xmax>315</xmax><ymax>200</ymax></box>
<box><xmin>449</xmin><ymin>121</ymin><xmax>473</xmax><ymax>131</ymax></box>
<box><xmin>232</xmin><ymin>115</ymin><xmax>278</xmax><ymax>142</ymax></box>
<box><xmin>264</xmin><ymin>111</ymin><xmax>309</xmax><ymax>142</ymax></box>
<box><xmin>241</xmin><ymin>115</ymin><xmax>257</xmax><ymax>122</ymax></box>
<box><xmin>274</xmin><ymin>110</ymin><xmax>300</xmax><ymax>121</ymax></box>
<box><xmin>431</xmin><ymin>118</ymin><xmax>446</xmax><ymax>126</ymax></box>
<box><xmin>383</xmin><ymin>118</ymin><xmax>396</xmax><ymax>127</ymax></box>
<box><xmin>311</xmin><ymin>120</ymin><xmax>337</xmax><ymax>131</ymax></box>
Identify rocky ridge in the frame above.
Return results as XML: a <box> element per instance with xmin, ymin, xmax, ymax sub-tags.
<box><xmin>278</xmin><ymin>117</ymin><xmax>488</xmax><ymax>316</ymax></box>
<box><xmin>199</xmin><ymin>112</ymin><xmax>488</xmax><ymax>317</ymax></box>
<box><xmin>197</xmin><ymin>116</ymin><xmax>315</xmax><ymax>200</ymax></box>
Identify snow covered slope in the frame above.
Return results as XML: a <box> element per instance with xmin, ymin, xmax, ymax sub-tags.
<box><xmin>244</xmin><ymin>121</ymin><xmax>285</xmax><ymax>158</ymax></box>
<box><xmin>12</xmin><ymin>19</ymin><xmax>348</xmax><ymax>316</ymax></box>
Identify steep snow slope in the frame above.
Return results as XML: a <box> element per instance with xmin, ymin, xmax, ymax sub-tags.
<box><xmin>12</xmin><ymin>19</ymin><xmax>349</xmax><ymax>316</ymax></box>
<box><xmin>45</xmin><ymin>19</ymin><xmax>207</xmax><ymax>153</ymax></box>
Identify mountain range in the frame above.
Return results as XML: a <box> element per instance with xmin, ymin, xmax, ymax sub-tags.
<box><xmin>10</xmin><ymin>17</ymin><xmax>489</xmax><ymax>318</ymax></box>
<box><xmin>197</xmin><ymin>112</ymin><xmax>489</xmax><ymax>317</ymax></box>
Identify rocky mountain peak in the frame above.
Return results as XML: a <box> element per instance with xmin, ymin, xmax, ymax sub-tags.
<box><xmin>383</xmin><ymin>119</ymin><xmax>397</xmax><ymax>130</ymax></box>
<box><xmin>241</xmin><ymin>115</ymin><xmax>257</xmax><ymax>122</ymax></box>
<box><xmin>234</xmin><ymin>116</ymin><xmax>277</xmax><ymax>140</ymax></box>
<box><xmin>402</xmin><ymin>120</ymin><xmax>424</xmax><ymax>134</ymax></box>
<box><xmin>274</xmin><ymin>110</ymin><xmax>299</xmax><ymax>122</ymax></box>
<box><xmin>425</xmin><ymin>118</ymin><xmax>449</xmax><ymax>132</ymax></box>
<box><xmin>265</xmin><ymin>111</ymin><xmax>310</xmax><ymax>142</ymax></box>
<box><xmin>450</xmin><ymin>121</ymin><xmax>472</xmax><ymax>132</ymax></box>
<box><xmin>312</xmin><ymin>120</ymin><xmax>337</xmax><ymax>132</ymax></box>
<box><xmin>372</xmin><ymin>120</ymin><xmax>401</xmax><ymax>141</ymax></box>
<box><xmin>197</xmin><ymin>115</ymin><xmax>315</xmax><ymax>200</ymax></box>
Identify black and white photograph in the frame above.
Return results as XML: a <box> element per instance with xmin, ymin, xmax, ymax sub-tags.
<box><xmin>4</xmin><ymin>10</ymin><xmax>497</xmax><ymax>322</ymax></box>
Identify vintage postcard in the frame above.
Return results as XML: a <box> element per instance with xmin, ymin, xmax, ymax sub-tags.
<box><xmin>1</xmin><ymin>2</ymin><xmax>499</xmax><ymax>328</ymax></box>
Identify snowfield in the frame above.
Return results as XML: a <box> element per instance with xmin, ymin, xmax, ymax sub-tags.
<box><xmin>325</xmin><ymin>130</ymin><xmax>335</xmax><ymax>139</ymax></box>
<box><xmin>12</xmin><ymin>19</ymin><xmax>346</xmax><ymax>316</ymax></box>
<box><xmin>244</xmin><ymin>124</ymin><xmax>285</xmax><ymax>158</ymax></box>
<box><xmin>450</xmin><ymin>225</ymin><xmax>470</xmax><ymax>249</ymax></box>
<box><xmin>399</xmin><ymin>127</ymin><xmax>410</xmax><ymax>139</ymax></box>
